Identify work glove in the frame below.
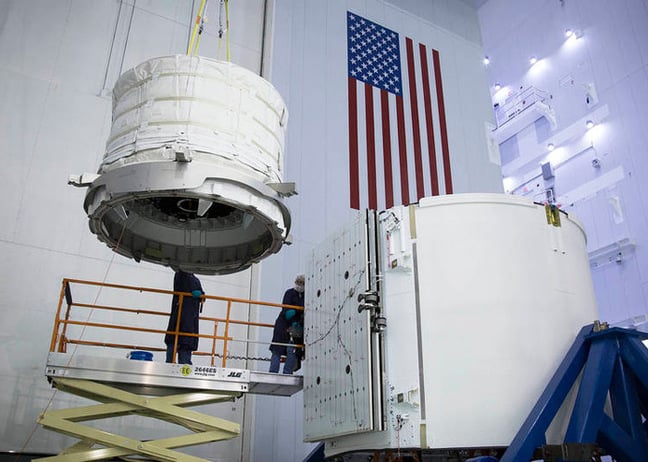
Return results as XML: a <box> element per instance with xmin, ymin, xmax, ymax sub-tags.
<box><xmin>191</xmin><ymin>290</ymin><xmax>203</xmax><ymax>299</ymax></box>
<box><xmin>288</xmin><ymin>321</ymin><xmax>303</xmax><ymax>338</ymax></box>
<box><xmin>285</xmin><ymin>309</ymin><xmax>296</xmax><ymax>320</ymax></box>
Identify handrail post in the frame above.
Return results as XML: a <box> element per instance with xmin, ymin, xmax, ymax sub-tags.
<box><xmin>171</xmin><ymin>294</ymin><xmax>184</xmax><ymax>364</ymax></box>
<box><xmin>211</xmin><ymin>321</ymin><xmax>219</xmax><ymax>366</ymax></box>
<box><xmin>58</xmin><ymin>287</ymin><xmax>74</xmax><ymax>353</ymax></box>
<box><xmin>49</xmin><ymin>279</ymin><xmax>68</xmax><ymax>352</ymax></box>
<box><xmin>221</xmin><ymin>300</ymin><xmax>233</xmax><ymax>367</ymax></box>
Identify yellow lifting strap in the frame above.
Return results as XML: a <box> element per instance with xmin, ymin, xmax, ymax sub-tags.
<box><xmin>187</xmin><ymin>0</ymin><xmax>208</xmax><ymax>56</ymax></box>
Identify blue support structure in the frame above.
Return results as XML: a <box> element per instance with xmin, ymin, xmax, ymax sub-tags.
<box><xmin>501</xmin><ymin>324</ymin><xmax>648</xmax><ymax>462</ymax></box>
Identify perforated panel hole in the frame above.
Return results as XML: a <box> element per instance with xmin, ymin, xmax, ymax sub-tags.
<box><xmin>316</xmin><ymin>376</ymin><xmax>321</xmax><ymax>385</ymax></box>
<box><xmin>344</xmin><ymin>270</ymin><xmax>349</xmax><ymax>279</ymax></box>
<box><xmin>346</xmin><ymin>365</ymin><xmax>351</xmax><ymax>374</ymax></box>
<box><xmin>317</xmin><ymin>289</ymin><xmax>321</xmax><ymax>297</ymax></box>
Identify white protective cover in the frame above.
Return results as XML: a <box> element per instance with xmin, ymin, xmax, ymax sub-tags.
<box><xmin>412</xmin><ymin>194</ymin><xmax>598</xmax><ymax>448</ymax></box>
<box><xmin>104</xmin><ymin>55</ymin><xmax>287</xmax><ymax>184</ymax></box>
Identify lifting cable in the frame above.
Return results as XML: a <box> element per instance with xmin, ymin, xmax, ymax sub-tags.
<box><xmin>192</xmin><ymin>0</ymin><xmax>210</xmax><ymax>56</ymax></box>
<box><xmin>187</xmin><ymin>0</ymin><xmax>208</xmax><ymax>56</ymax></box>
<box><xmin>224</xmin><ymin>0</ymin><xmax>231</xmax><ymax>61</ymax></box>
<box><xmin>216</xmin><ymin>0</ymin><xmax>231</xmax><ymax>61</ymax></box>
<box><xmin>187</xmin><ymin>0</ymin><xmax>230</xmax><ymax>61</ymax></box>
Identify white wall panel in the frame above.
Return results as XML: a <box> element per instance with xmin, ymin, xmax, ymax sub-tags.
<box><xmin>480</xmin><ymin>0</ymin><xmax>648</xmax><ymax>322</ymax></box>
<box><xmin>134</xmin><ymin>0</ymin><xmax>192</xmax><ymax>24</ymax></box>
<box><xmin>13</xmin><ymin>89</ymin><xmax>109</xmax><ymax>251</ymax></box>
<box><xmin>0</xmin><ymin>0</ymin><xmax>266</xmax><ymax>458</ymax></box>
<box><xmin>324</xmin><ymin>0</ymin><xmax>353</xmax><ymax>232</ymax></box>
<box><xmin>262</xmin><ymin>0</ymin><xmax>502</xmax><ymax>459</ymax></box>
<box><xmin>0</xmin><ymin>70</ymin><xmax>49</xmax><ymax>241</ymax></box>
<box><xmin>0</xmin><ymin>0</ymin><xmax>70</xmax><ymax>78</ymax></box>
<box><xmin>119</xmin><ymin>8</ymin><xmax>188</xmax><ymax>70</ymax></box>
<box><xmin>52</xmin><ymin>1</ymin><xmax>119</xmax><ymax>95</ymax></box>
<box><xmin>228</xmin><ymin>0</ymin><xmax>265</xmax><ymax>55</ymax></box>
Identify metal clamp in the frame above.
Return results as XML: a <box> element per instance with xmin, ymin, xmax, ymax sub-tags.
<box><xmin>357</xmin><ymin>291</ymin><xmax>386</xmax><ymax>332</ymax></box>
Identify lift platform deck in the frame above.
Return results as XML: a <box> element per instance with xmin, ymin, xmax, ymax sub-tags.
<box><xmin>45</xmin><ymin>352</ymin><xmax>302</xmax><ymax>397</ymax></box>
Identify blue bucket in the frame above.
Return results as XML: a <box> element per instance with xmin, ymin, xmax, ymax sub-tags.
<box><xmin>128</xmin><ymin>350</ymin><xmax>153</xmax><ymax>361</ymax></box>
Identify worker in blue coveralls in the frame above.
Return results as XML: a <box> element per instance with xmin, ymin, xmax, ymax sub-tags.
<box><xmin>269</xmin><ymin>274</ymin><xmax>305</xmax><ymax>374</ymax></box>
<box><xmin>165</xmin><ymin>270</ymin><xmax>204</xmax><ymax>365</ymax></box>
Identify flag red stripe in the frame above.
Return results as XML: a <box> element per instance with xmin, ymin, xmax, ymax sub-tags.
<box><xmin>395</xmin><ymin>95</ymin><xmax>409</xmax><ymax>205</ymax></box>
<box><xmin>419</xmin><ymin>43</ymin><xmax>439</xmax><ymax>196</ymax></box>
<box><xmin>348</xmin><ymin>77</ymin><xmax>360</xmax><ymax>209</ymax></box>
<box><xmin>380</xmin><ymin>90</ymin><xmax>394</xmax><ymax>209</ymax></box>
<box><xmin>364</xmin><ymin>83</ymin><xmax>378</xmax><ymax>210</ymax></box>
<box><xmin>433</xmin><ymin>49</ymin><xmax>452</xmax><ymax>194</ymax></box>
<box><xmin>405</xmin><ymin>38</ymin><xmax>425</xmax><ymax>201</ymax></box>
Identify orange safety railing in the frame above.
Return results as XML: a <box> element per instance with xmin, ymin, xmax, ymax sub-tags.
<box><xmin>49</xmin><ymin>278</ymin><xmax>304</xmax><ymax>368</ymax></box>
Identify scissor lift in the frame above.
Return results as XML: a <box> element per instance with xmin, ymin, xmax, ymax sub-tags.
<box><xmin>36</xmin><ymin>278</ymin><xmax>303</xmax><ymax>462</ymax></box>
<box><xmin>37</xmin><ymin>354</ymin><xmax>301</xmax><ymax>462</ymax></box>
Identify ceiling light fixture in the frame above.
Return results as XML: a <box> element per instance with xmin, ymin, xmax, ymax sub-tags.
<box><xmin>529</xmin><ymin>56</ymin><xmax>538</xmax><ymax>65</ymax></box>
<box><xmin>548</xmin><ymin>143</ymin><xmax>555</xmax><ymax>151</ymax></box>
<box><xmin>586</xmin><ymin>120</ymin><xmax>595</xmax><ymax>130</ymax></box>
<box><xmin>565</xmin><ymin>29</ymin><xmax>573</xmax><ymax>38</ymax></box>
<box><xmin>483</xmin><ymin>56</ymin><xmax>490</xmax><ymax>65</ymax></box>
<box><xmin>494</xmin><ymin>83</ymin><xmax>501</xmax><ymax>91</ymax></box>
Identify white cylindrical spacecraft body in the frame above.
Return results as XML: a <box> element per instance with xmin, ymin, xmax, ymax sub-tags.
<box><xmin>79</xmin><ymin>55</ymin><xmax>291</xmax><ymax>274</ymax></box>
<box><xmin>304</xmin><ymin>193</ymin><xmax>598</xmax><ymax>456</ymax></box>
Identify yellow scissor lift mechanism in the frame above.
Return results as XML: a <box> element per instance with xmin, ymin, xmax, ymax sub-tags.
<box><xmin>37</xmin><ymin>278</ymin><xmax>303</xmax><ymax>462</ymax></box>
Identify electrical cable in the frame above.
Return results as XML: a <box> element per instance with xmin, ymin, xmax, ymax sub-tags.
<box><xmin>306</xmin><ymin>269</ymin><xmax>365</xmax><ymax>347</ymax></box>
<box><xmin>306</xmin><ymin>268</ymin><xmax>366</xmax><ymax>424</ymax></box>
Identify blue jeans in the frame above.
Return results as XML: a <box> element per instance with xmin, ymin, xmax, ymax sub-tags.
<box><xmin>269</xmin><ymin>345</ymin><xmax>297</xmax><ymax>374</ymax></box>
<box><xmin>166</xmin><ymin>345</ymin><xmax>192</xmax><ymax>364</ymax></box>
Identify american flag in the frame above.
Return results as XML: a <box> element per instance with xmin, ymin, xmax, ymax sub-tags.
<box><xmin>347</xmin><ymin>11</ymin><xmax>453</xmax><ymax>210</ymax></box>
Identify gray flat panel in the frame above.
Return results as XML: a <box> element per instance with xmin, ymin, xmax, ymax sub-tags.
<box><xmin>46</xmin><ymin>353</ymin><xmax>301</xmax><ymax>397</ymax></box>
<box><xmin>303</xmin><ymin>213</ymin><xmax>373</xmax><ymax>440</ymax></box>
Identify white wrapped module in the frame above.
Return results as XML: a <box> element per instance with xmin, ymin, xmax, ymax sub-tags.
<box><xmin>74</xmin><ymin>56</ymin><xmax>293</xmax><ymax>274</ymax></box>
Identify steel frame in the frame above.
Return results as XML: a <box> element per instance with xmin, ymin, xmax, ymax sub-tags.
<box><xmin>36</xmin><ymin>377</ymin><xmax>241</xmax><ymax>462</ymax></box>
<box><xmin>501</xmin><ymin>324</ymin><xmax>648</xmax><ymax>462</ymax></box>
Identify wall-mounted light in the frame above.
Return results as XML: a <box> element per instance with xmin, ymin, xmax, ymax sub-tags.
<box><xmin>565</xmin><ymin>28</ymin><xmax>584</xmax><ymax>41</ymax></box>
<box><xmin>529</xmin><ymin>56</ymin><xmax>538</xmax><ymax>65</ymax></box>
<box><xmin>483</xmin><ymin>56</ymin><xmax>490</xmax><ymax>65</ymax></box>
<box><xmin>548</xmin><ymin>143</ymin><xmax>555</xmax><ymax>151</ymax></box>
<box><xmin>494</xmin><ymin>83</ymin><xmax>501</xmax><ymax>91</ymax></box>
<box><xmin>586</xmin><ymin>120</ymin><xmax>595</xmax><ymax>130</ymax></box>
<box><xmin>502</xmin><ymin>176</ymin><xmax>516</xmax><ymax>192</ymax></box>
